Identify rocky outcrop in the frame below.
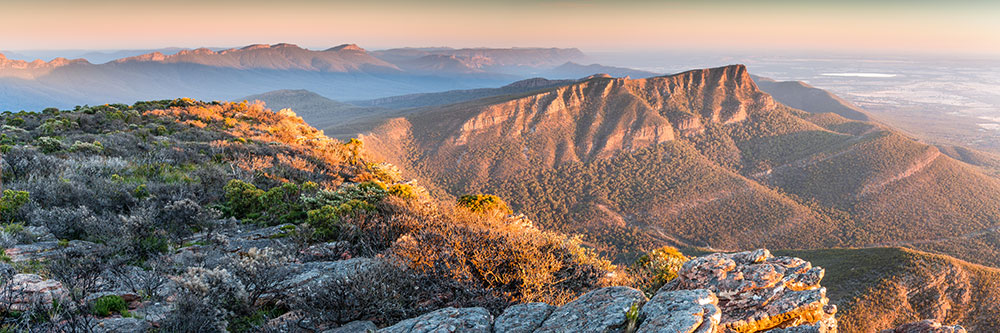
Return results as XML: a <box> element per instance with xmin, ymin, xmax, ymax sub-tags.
<box><xmin>382</xmin><ymin>249</ymin><xmax>836</xmax><ymax>333</ymax></box>
<box><xmin>882</xmin><ymin>320</ymin><xmax>967</xmax><ymax>333</ymax></box>
<box><xmin>4</xmin><ymin>240</ymin><xmax>102</xmax><ymax>262</ymax></box>
<box><xmin>380</xmin><ymin>307</ymin><xmax>493</xmax><ymax>333</ymax></box>
<box><xmin>535</xmin><ymin>286</ymin><xmax>647</xmax><ymax>332</ymax></box>
<box><xmin>638</xmin><ymin>289</ymin><xmax>719</xmax><ymax>333</ymax></box>
<box><xmin>663</xmin><ymin>249</ymin><xmax>837</xmax><ymax>332</ymax></box>
<box><xmin>0</xmin><ymin>274</ymin><xmax>67</xmax><ymax>311</ymax></box>
<box><xmin>494</xmin><ymin>302</ymin><xmax>555</xmax><ymax>333</ymax></box>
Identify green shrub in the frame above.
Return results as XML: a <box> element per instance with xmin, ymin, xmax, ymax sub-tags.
<box><xmin>92</xmin><ymin>295</ymin><xmax>128</xmax><ymax>317</ymax></box>
<box><xmin>387</xmin><ymin>183</ymin><xmax>417</xmax><ymax>199</ymax></box>
<box><xmin>36</xmin><ymin>136</ymin><xmax>64</xmax><ymax>153</ymax></box>
<box><xmin>138</xmin><ymin>235</ymin><xmax>169</xmax><ymax>256</ymax></box>
<box><xmin>457</xmin><ymin>194</ymin><xmax>512</xmax><ymax>215</ymax></box>
<box><xmin>303</xmin><ymin>181</ymin><xmax>387</xmax><ymax>211</ymax></box>
<box><xmin>223</xmin><ymin>180</ymin><xmax>265</xmax><ymax>219</ymax></box>
<box><xmin>69</xmin><ymin>140</ymin><xmax>104</xmax><ymax>154</ymax></box>
<box><xmin>0</xmin><ymin>190</ymin><xmax>29</xmax><ymax>223</ymax></box>
<box><xmin>256</xmin><ymin>182</ymin><xmax>316</xmax><ymax>226</ymax></box>
<box><xmin>5</xmin><ymin>117</ymin><xmax>24</xmax><ymax>127</ymax></box>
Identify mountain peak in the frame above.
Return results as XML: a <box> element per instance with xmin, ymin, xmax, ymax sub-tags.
<box><xmin>241</xmin><ymin>44</ymin><xmax>272</xmax><ymax>51</ymax></box>
<box><xmin>327</xmin><ymin>44</ymin><xmax>365</xmax><ymax>52</ymax></box>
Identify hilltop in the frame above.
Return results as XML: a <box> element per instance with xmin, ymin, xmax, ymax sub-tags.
<box><xmin>0</xmin><ymin>100</ymin><xmax>621</xmax><ymax>331</ymax></box>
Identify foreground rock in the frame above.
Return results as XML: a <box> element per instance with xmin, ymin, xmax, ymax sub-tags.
<box><xmin>494</xmin><ymin>302</ymin><xmax>555</xmax><ymax>333</ymax></box>
<box><xmin>4</xmin><ymin>240</ymin><xmax>102</xmax><ymax>262</ymax></box>
<box><xmin>638</xmin><ymin>289</ymin><xmax>719</xmax><ymax>333</ymax></box>
<box><xmin>663</xmin><ymin>249</ymin><xmax>837</xmax><ymax>332</ymax></box>
<box><xmin>535</xmin><ymin>286</ymin><xmax>646</xmax><ymax>333</ymax></box>
<box><xmin>380</xmin><ymin>307</ymin><xmax>493</xmax><ymax>333</ymax></box>
<box><xmin>0</xmin><ymin>274</ymin><xmax>67</xmax><ymax>311</ymax></box>
<box><xmin>882</xmin><ymin>320</ymin><xmax>967</xmax><ymax>333</ymax></box>
<box><xmin>381</xmin><ymin>249</ymin><xmax>837</xmax><ymax>333</ymax></box>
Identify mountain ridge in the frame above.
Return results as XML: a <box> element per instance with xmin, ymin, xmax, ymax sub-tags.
<box><xmin>348</xmin><ymin>64</ymin><xmax>1000</xmax><ymax>270</ymax></box>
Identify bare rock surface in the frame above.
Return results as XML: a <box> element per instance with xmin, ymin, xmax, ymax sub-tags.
<box><xmin>4</xmin><ymin>240</ymin><xmax>102</xmax><ymax>262</ymax></box>
<box><xmin>324</xmin><ymin>320</ymin><xmax>377</xmax><ymax>333</ymax></box>
<box><xmin>379</xmin><ymin>307</ymin><xmax>492</xmax><ymax>333</ymax></box>
<box><xmin>494</xmin><ymin>302</ymin><xmax>555</xmax><ymax>333</ymax></box>
<box><xmin>881</xmin><ymin>319</ymin><xmax>967</xmax><ymax>333</ymax></box>
<box><xmin>637</xmin><ymin>289</ymin><xmax>719</xmax><ymax>333</ymax></box>
<box><xmin>377</xmin><ymin>249</ymin><xmax>839</xmax><ymax>333</ymax></box>
<box><xmin>664</xmin><ymin>249</ymin><xmax>837</xmax><ymax>332</ymax></box>
<box><xmin>0</xmin><ymin>274</ymin><xmax>67</xmax><ymax>311</ymax></box>
<box><xmin>93</xmin><ymin>317</ymin><xmax>150</xmax><ymax>333</ymax></box>
<box><xmin>535</xmin><ymin>286</ymin><xmax>647</xmax><ymax>333</ymax></box>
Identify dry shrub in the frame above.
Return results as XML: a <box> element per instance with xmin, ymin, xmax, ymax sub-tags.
<box><xmin>389</xmin><ymin>199</ymin><xmax>616</xmax><ymax>305</ymax></box>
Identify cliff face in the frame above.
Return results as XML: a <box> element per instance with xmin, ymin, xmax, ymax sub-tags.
<box><xmin>393</xmin><ymin>64</ymin><xmax>774</xmax><ymax>173</ymax></box>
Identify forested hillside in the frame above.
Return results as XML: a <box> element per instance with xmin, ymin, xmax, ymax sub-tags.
<box><xmin>354</xmin><ymin>65</ymin><xmax>1000</xmax><ymax>268</ymax></box>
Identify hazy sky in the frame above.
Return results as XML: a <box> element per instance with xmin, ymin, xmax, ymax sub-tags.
<box><xmin>4</xmin><ymin>0</ymin><xmax>999</xmax><ymax>55</ymax></box>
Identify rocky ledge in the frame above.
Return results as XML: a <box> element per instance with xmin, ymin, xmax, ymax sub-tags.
<box><xmin>376</xmin><ymin>249</ymin><xmax>837</xmax><ymax>333</ymax></box>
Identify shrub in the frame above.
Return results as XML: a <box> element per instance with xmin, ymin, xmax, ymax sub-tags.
<box><xmin>35</xmin><ymin>136</ymin><xmax>64</xmax><ymax>153</ymax></box>
<box><xmin>457</xmin><ymin>194</ymin><xmax>512</xmax><ymax>215</ymax></box>
<box><xmin>5</xmin><ymin>117</ymin><xmax>24</xmax><ymax>127</ymax></box>
<box><xmin>69</xmin><ymin>141</ymin><xmax>104</xmax><ymax>154</ymax></box>
<box><xmin>632</xmin><ymin>246</ymin><xmax>688</xmax><ymax>294</ymax></box>
<box><xmin>223</xmin><ymin>179</ymin><xmax>265</xmax><ymax>220</ymax></box>
<box><xmin>0</xmin><ymin>190</ymin><xmax>29</xmax><ymax>223</ymax></box>
<box><xmin>91</xmin><ymin>295</ymin><xmax>128</xmax><ymax>317</ymax></box>
<box><xmin>387</xmin><ymin>183</ymin><xmax>417</xmax><ymax>199</ymax></box>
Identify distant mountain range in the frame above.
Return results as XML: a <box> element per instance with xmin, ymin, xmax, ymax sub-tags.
<box><xmin>0</xmin><ymin>44</ymin><xmax>636</xmax><ymax>111</ymax></box>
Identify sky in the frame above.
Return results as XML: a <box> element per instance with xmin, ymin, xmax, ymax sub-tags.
<box><xmin>3</xmin><ymin>0</ymin><xmax>1000</xmax><ymax>56</ymax></box>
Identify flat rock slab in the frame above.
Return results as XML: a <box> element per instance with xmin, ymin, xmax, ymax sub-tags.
<box><xmin>4</xmin><ymin>240</ymin><xmax>101</xmax><ymax>262</ymax></box>
<box><xmin>324</xmin><ymin>320</ymin><xmax>377</xmax><ymax>333</ymax></box>
<box><xmin>494</xmin><ymin>302</ymin><xmax>555</xmax><ymax>333</ymax></box>
<box><xmin>536</xmin><ymin>286</ymin><xmax>647</xmax><ymax>333</ymax></box>
<box><xmin>638</xmin><ymin>289</ymin><xmax>719</xmax><ymax>333</ymax></box>
<box><xmin>379</xmin><ymin>307</ymin><xmax>492</xmax><ymax>333</ymax></box>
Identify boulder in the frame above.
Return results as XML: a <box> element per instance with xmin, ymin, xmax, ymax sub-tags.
<box><xmin>281</xmin><ymin>258</ymin><xmax>380</xmax><ymax>293</ymax></box>
<box><xmin>379</xmin><ymin>307</ymin><xmax>492</xmax><ymax>333</ymax></box>
<box><xmin>638</xmin><ymin>289</ymin><xmax>720</xmax><ymax>333</ymax></box>
<box><xmin>324</xmin><ymin>320</ymin><xmax>377</xmax><ymax>333</ymax></box>
<box><xmin>535</xmin><ymin>286</ymin><xmax>647</xmax><ymax>333</ymax></box>
<box><xmin>664</xmin><ymin>249</ymin><xmax>837</xmax><ymax>332</ymax></box>
<box><xmin>881</xmin><ymin>320</ymin><xmax>967</xmax><ymax>333</ymax></box>
<box><xmin>0</xmin><ymin>274</ymin><xmax>67</xmax><ymax>311</ymax></box>
<box><xmin>494</xmin><ymin>302</ymin><xmax>555</xmax><ymax>333</ymax></box>
<box><xmin>131</xmin><ymin>301</ymin><xmax>172</xmax><ymax>323</ymax></box>
<box><xmin>93</xmin><ymin>317</ymin><xmax>150</xmax><ymax>333</ymax></box>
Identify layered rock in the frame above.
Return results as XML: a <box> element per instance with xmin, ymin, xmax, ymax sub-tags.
<box><xmin>663</xmin><ymin>249</ymin><xmax>837</xmax><ymax>332</ymax></box>
<box><xmin>381</xmin><ymin>249</ymin><xmax>836</xmax><ymax>333</ymax></box>
<box><xmin>0</xmin><ymin>274</ymin><xmax>68</xmax><ymax>311</ymax></box>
